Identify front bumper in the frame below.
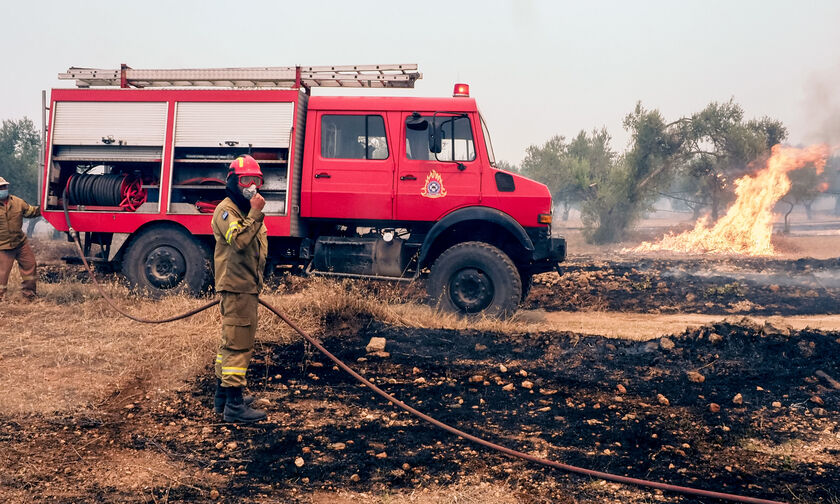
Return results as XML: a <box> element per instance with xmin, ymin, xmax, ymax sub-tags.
<box><xmin>526</xmin><ymin>227</ymin><xmax>566</xmax><ymax>273</ymax></box>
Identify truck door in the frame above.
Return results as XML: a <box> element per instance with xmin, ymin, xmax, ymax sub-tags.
<box><xmin>396</xmin><ymin>112</ymin><xmax>481</xmax><ymax>221</ymax></box>
<box><xmin>307</xmin><ymin>112</ymin><xmax>394</xmax><ymax>220</ymax></box>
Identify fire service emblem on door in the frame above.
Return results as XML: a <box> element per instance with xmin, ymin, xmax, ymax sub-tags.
<box><xmin>421</xmin><ymin>170</ymin><xmax>447</xmax><ymax>199</ymax></box>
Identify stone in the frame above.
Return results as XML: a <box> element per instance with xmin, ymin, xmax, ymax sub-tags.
<box><xmin>499</xmin><ymin>364</ymin><xmax>508</xmax><ymax>373</ymax></box>
<box><xmin>771</xmin><ymin>401</ymin><xmax>782</xmax><ymax>408</ymax></box>
<box><xmin>469</xmin><ymin>375</ymin><xmax>484</xmax><ymax>384</ymax></box>
<box><xmin>519</xmin><ymin>369</ymin><xmax>528</xmax><ymax>377</ymax></box>
<box><xmin>732</xmin><ymin>393</ymin><xmax>743</xmax><ymax>405</ymax></box>
<box><xmin>659</xmin><ymin>337</ymin><xmax>675</xmax><ymax>350</ymax></box>
<box><xmin>616</xmin><ymin>384</ymin><xmax>627</xmax><ymax>394</ymax></box>
<box><xmin>685</xmin><ymin>293</ymin><xmax>696</xmax><ymax>302</ymax></box>
<box><xmin>763</xmin><ymin>318</ymin><xmax>792</xmax><ymax>337</ymax></box>
<box><xmin>370</xmin><ymin>351</ymin><xmax>390</xmax><ymax>358</ymax></box>
<box><xmin>209</xmin><ymin>489</ymin><xmax>220</xmax><ymax>500</ymax></box>
<box><xmin>350</xmin><ymin>474</ymin><xmax>360</xmax><ymax>482</ymax></box>
<box><xmin>502</xmin><ymin>383</ymin><xmax>515</xmax><ymax>391</ymax></box>
<box><xmin>709</xmin><ymin>403</ymin><xmax>721</xmax><ymax>413</ymax></box>
<box><xmin>294</xmin><ymin>457</ymin><xmax>305</xmax><ymax>468</ymax></box>
<box><xmin>708</xmin><ymin>333</ymin><xmax>723</xmax><ymax>344</ymax></box>
<box><xmin>226</xmin><ymin>441</ymin><xmax>237</xmax><ymax>451</ymax></box>
<box><xmin>810</xmin><ymin>395</ymin><xmax>825</xmax><ymax>406</ymax></box>
<box><xmin>521</xmin><ymin>380</ymin><xmax>534</xmax><ymax>390</ymax></box>
<box><xmin>253</xmin><ymin>398</ymin><xmax>271</xmax><ymax>408</ymax></box>
<box><xmin>812</xmin><ymin>407</ymin><xmax>829</xmax><ymax>417</ymax></box>
<box><xmin>331</xmin><ymin>442</ymin><xmax>346</xmax><ymax>451</ymax></box>
<box><xmin>365</xmin><ymin>337</ymin><xmax>387</xmax><ymax>353</ymax></box>
<box><xmin>375</xmin><ymin>452</ymin><xmax>388</xmax><ymax>459</ymax></box>
<box><xmin>657</xmin><ymin>394</ymin><xmax>670</xmax><ymax>406</ymax></box>
<box><xmin>412</xmin><ymin>367</ymin><xmax>421</xmax><ymax>375</ymax></box>
<box><xmin>474</xmin><ymin>343</ymin><xmax>487</xmax><ymax>351</ymax></box>
<box><xmin>686</xmin><ymin>371</ymin><xmax>705</xmax><ymax>383</ymax></box>
<box><xmin>540</xmin><ymin>388</ymin><xmax>558</xmax><ymax>395</ymax></box>
<box><xmin>413</xmin><ymin>377</ymin><xmax>426</xmax><ymax>385</ymax></box>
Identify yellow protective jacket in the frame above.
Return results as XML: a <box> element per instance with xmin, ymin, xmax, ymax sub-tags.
<box><xmin>211</xmin><ymin>197</ymin><xmax>267</xmax><ymax>294</ymax></box>
<box><xmin>0</xmin><ymin>195</ymin><xmax>41</xmax><ymax>250</ymax></box>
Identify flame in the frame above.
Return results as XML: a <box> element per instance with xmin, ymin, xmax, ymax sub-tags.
<box><xmin>633</xmin><ymin>144</ymin><xmax>830</xmax><ymax>256</ymax></box>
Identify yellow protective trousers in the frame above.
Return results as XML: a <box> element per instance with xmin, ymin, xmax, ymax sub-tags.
<box><xmin>0</xmin><ymin>239</ymin><xmax>37</xmax><ymax>300</ymax></box>
<box><xmin>215</xmin><ymin>291</ymin><xmax>259</xmax><ymax>388</ymax></box>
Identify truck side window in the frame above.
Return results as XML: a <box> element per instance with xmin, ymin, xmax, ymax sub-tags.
<box><xmin>405</xmin><ymin>115</ymin><xmax>475</xmax><ymax>162</ymax></box>
<box><xmin>321</xmin><ymin>115</ymin><xmax>388</xmax><ymax>160</ymax></box>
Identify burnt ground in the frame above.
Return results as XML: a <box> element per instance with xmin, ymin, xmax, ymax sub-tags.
<box><xmin>528</xmin><ymin>256</ymin><xmax>840</xmax><ymax>315</ymax></box>
<box><xmin>5</xmin><ymin>256</ymin><xmax>839</xmax><ymax>503</ymax></box>
<box><xmin>4</xmin><ymin>317</ymin><xmax>839</xmax><ymax>503</ymax></box>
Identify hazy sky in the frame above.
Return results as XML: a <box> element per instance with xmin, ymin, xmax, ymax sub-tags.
<box><xmin>2</xmin><ymin>0</ymin><xmax>839</xmax><ymax>164</ymax></box>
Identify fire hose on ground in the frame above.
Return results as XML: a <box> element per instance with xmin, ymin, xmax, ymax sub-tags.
<box><xmin>60</xmin><ymin>193</ymin><xmax>787</xmax><ymax>504</ymax></box>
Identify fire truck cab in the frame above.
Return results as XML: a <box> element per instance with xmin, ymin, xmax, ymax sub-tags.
<box><xmin>41</xmin><ymin>65</ymin><xmax>565</xmax><ymax>317</ymax></box>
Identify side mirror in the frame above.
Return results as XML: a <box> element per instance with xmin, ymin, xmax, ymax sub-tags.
<box><xmin>428</xmin><ymin>122</ymin><xmax>442</xmax><ymax>154</ymax></box>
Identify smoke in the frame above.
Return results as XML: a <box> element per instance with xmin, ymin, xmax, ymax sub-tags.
<box><xmin>802</xmin><ymin>63</ymin><xmax>840</xmax><ymax>147</ymax></box>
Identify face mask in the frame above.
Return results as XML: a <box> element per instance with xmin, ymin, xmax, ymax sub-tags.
<box><xmin>0</xmin><ymin>189</ymin><xmax>8</xmax><ymax>199</ymax></box>
<box><xmin>241</xmin><ymin>184</ymin><xmax>258</xmax><ymax>200</ymax></box>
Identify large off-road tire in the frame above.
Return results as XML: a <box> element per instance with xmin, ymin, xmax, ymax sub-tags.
<box><xmin>122</xmin><ymin>227</ymin><xmax>212</xmax><ymax>297</ymax></box>
<box><xmin>428</xmin><ymin>242</ymin><xmax>521</xmax><ymax>318</ymax></box>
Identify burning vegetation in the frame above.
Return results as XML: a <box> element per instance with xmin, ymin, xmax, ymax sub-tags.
<box><xmin>635</xmin><ymin>144</ymin><xmax>831</xmax><ymax>255</ymax></box>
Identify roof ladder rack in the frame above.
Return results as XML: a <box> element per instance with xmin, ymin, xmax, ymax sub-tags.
<box><xmin>58</xmin><ymin>64</ymin><xmax>422</xmax><ymax>89</ymax></box>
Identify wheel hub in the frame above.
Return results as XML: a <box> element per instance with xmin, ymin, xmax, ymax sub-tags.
<box><xmin>144</xmin><ymin>246</ymin><xmax>186</xmax><ymax>289</ymax></box>
<box><xmin>449</xmin><ymin>267</ymin><xmax>494</xmax><ymax>313</ymax></box>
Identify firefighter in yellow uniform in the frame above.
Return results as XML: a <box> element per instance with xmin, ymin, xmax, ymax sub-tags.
<box><xmin>211</xmin><ymin>155</ymin><xmax>268</xmax><ymax>423</ymax></box>
<box><xmin>0</xmin><ymin>176</ymin><xmax>40</xmax><ymax>301</ymax></box>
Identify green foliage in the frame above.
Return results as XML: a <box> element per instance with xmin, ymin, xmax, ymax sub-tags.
<box><xmin>519</xmin><ymin>129</ymin><xmax>614</xmax><ymax>220</ymax></box>
<box><xmin>676</xmin><ymin>100</ymin><xmax>787</xmax><ymax>221</ymax></box>
<box><xmin>581</xmin><ymin>104</ymin><xmax>685</xmax><ymax>243</ymax></box>
<box><xmin>570</xmin><ymin>100</ymin><xmax>786</xmax><ymax>243</ymax></box>
<box><xmin>494</xmin><ymin>159</ymin><xmax>518</xmax><ymax>172</ymax></box>
<box><xmin>0</xmin><ymin>117</ymin><xmax>41</xmax><ymax>204</ymax></box>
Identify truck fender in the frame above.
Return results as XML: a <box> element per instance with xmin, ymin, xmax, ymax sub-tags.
<box><xmin>418</xmin><ymin>207</ymin><xmax>534</xmax><ymax>266</ymax></box>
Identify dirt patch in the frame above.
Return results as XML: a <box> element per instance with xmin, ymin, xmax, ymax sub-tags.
<box><xmin>9</xmin><ymin>318</ymin><xmax>834</xmax><ymax>503</ymax></box>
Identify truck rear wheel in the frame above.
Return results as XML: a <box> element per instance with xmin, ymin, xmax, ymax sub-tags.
<box><xmin>428</xmin><ymin>241</ymin><xmax>521</xmax><ymax>318</ymax></box>
<box><xmin>122</xmin><ymin>227</ymin><xmax>212</xmax><ymax>297</ymax></box>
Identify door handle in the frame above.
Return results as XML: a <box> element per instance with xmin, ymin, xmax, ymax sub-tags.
<box><xmin>400</xmin><ymin>175</ymin><xmax>417</xmax><ymax>181</ymax></box>
<box><xmin>314</xmin><ymin>172</ymin><xmax>331</xmax><ymax>179</ymax></box>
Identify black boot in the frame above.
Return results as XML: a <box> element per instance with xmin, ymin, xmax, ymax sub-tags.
<box><xmin>214</xmin><ymin>379</ymin><xmax>256</xmax><ymax>414</ymax></box>
<box><xmin>223</xmin><ymin>386</ymin><xmax>267</xmax><ymax>423</ymax></box>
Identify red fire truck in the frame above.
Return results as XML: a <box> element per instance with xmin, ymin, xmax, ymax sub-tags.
<box><xmin>40</xmin><ymin>64</ymin><xmax>565</xmax><ymax>316</ymax></box>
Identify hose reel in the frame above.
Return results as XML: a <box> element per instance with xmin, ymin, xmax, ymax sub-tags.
<box><xmin>66</xmin><ymin>173</ymin><xmax>147</xmax><ymax>211</ymax></box>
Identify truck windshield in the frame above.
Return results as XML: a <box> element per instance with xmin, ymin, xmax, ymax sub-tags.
<box><xmin>479</xmin><ymin>114</ymin><xmax>496</xmax><ymax>167</ymax></box>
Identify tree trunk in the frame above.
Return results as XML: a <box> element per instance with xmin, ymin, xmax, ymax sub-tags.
<box><xmin>804</xmin><ymin>201</ymin><xmax>813</xmax><ymax>220</ymax></box>
<box><xmin>783</xmin><ymin>200</ymin><xmax>794</xmax><ymax>234</ymax></box>
<box><xmin>835</xmin><ymin>195</ymin><xmax>840</xmax><ymax>217</ymax></box>
<box><xmin>562</xmin><ymin>201</ymin><xmax>571</xmax><ymax>221</ymax></box>
<box><xmin>711</xmin><ymin>191</ymin><xmax>720</xmax><ymax>222</ymax></box>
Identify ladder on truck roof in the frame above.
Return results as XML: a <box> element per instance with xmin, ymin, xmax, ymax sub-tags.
<box><xmin>58</xmin><ymin>64</ymin><xmax>422</xmax><ymax>89</ymax></box>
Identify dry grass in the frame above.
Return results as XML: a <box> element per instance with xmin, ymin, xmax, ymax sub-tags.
<box><xmin>308</xmin><ymin>476</ymin><xmax>520</xmax><ymax>504</ymax></box>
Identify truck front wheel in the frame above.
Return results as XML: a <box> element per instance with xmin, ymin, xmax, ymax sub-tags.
<box><xmin>122</xmin><ymin>227</ymin><xmax>212</xmax><ymax>297</ymax></box>
<box><xmin>428</xmin><ymin>242</ymin><xmax>521</xmax><ymax>318</ymax></box>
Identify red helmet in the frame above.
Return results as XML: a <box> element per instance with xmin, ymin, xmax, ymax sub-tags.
<box><xmin>229</xmin><ymin>155</ymin><xmax>263</xmax><ymax>187</ymax></box>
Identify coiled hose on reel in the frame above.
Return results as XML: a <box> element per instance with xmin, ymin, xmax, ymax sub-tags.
<box><xmin>66</xmin><ymin>173</ymin><xmax>146</xmax><ymax>211</ymax></box>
